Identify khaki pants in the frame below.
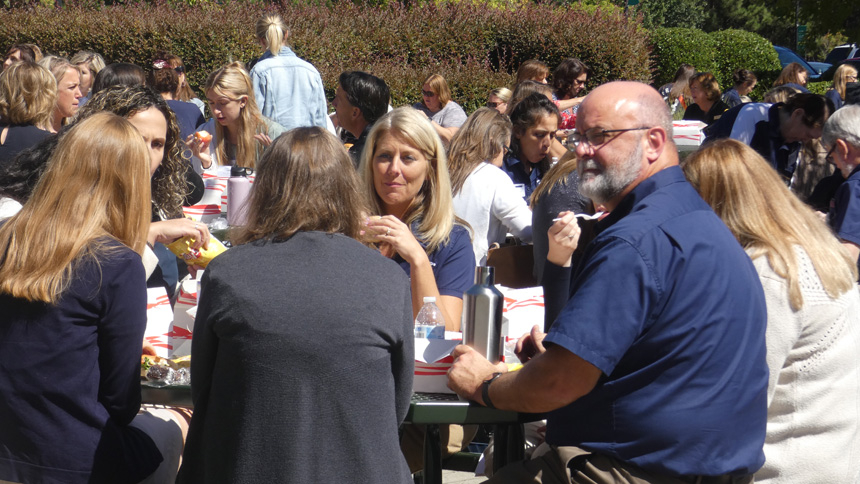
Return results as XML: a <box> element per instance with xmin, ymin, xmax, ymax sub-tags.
<box><xmin>401</xmin><ymin>424</ymin><xmax>479</xmax><ymax>473</ymax></box>
<box><xmin>485</xmin><ymin>443</ymin><xmax>754</xmax><ymax>484</ymax></box>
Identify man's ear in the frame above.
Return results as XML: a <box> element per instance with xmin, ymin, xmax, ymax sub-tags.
<box><xmin>351</xmin><ymin>106</ymin><xmax>362</xmax><ymax>122</ymax></box>
<box><xmin>644</xmin><ymin>127</ymin><xmax>667</xmax><ymax>163</ymax></box>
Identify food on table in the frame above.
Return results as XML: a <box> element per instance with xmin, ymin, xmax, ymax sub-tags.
<box><xmin>166</xmin><ymin>235</ymin><xmax>228</xmax><ymax>268</ymax></box>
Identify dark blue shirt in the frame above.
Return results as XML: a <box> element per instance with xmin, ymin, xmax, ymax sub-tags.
<box><xmin>394</xmin><ymin>224</ymin><xmax>475</xmax><ymax>299</ymax></box>
<box><xmin>829</xmin><ymin>165</ymin><xmax>860</xmax><ymax>271</ymax></box>
<box><xmin>167</xmin><ymin>99</ymin><xmax>206</xmax><ymax>141</ymax></box>
<box><xmin>705</xmin><ymin>103</ymin><xmax>800</xmax><ymax>181</ymax></box>
<box><xmin>0</xmin><ymin>243</ymin><xmax>162</xmax><ymax>483</ymax></box>
<box><xmin>501</xmin><ymin>154</ymin><xmax>543</xmax><ymax>201</ymax></box>
<box><xmin>543</xmin><ymin>166</ymin><xmax>768</xmax><ymax>477</ymax></box>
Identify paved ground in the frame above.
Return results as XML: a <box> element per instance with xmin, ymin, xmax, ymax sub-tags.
<box><xmin>441</xmin><ymin>469</ymin><xmax>485</xmax><ymax>483</ymax></box>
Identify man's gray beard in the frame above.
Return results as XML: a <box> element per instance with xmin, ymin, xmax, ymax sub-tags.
<box><xmin>577</xmin><ymin>140</ymin><xmax>643</xmax><ymax>206</ymax></box>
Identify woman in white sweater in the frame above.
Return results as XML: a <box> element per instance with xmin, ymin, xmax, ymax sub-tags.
<box><xmin>448</xmin><ymin>108</ymin><xmax>532</xmax><ymax>265</ymax></box>
<box><xmin>683</xmin><ymin>138</ymin><xmax>860</xmax><ymax>483</ymax></box>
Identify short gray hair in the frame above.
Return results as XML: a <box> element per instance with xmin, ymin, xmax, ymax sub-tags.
<box><xmin>822</xmin><ymin>105</ymin><xmax>860</xmax><ymax>149</ymax></box>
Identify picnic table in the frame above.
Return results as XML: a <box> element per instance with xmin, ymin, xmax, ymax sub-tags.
<box><xmin>141</xmin><ymin>384</ymin><xmax>542</xmax><ymax>484</ymax></box>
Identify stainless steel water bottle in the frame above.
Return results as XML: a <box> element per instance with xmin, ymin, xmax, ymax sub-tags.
<box><xmin>461</xmin><ymin>266</ymin><xmax>504</xmax><ymax>363</ymax></box>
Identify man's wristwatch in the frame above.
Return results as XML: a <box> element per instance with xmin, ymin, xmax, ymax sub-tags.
<box><xmin>481</xmin><ymin>372</ymin><xmax>503</xmax><ymax>409</ymax></box>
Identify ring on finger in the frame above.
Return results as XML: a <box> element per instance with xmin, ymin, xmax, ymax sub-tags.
<box><xmin>386</xmin><ymin>227</ymin><xmax>391</xmax><ymax>236</ymax></box>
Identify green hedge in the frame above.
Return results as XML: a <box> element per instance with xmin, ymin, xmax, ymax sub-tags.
<box><xmin>650</xmin><ymin>27</ymin><xmax>781</xmax><ymax>101</ymax></box>
<box><xmin>0</xmin><ymin>2</ymin><xmax>651</xmax><ymax>113</ymax></box>
<box><xmin>650</xmin><ymin>28</ymin><xmax>716</xmax><ymax>86</ymax></box>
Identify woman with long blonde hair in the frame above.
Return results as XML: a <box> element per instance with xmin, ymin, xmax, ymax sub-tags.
<box><xmin>0</xmin><ymin>112</ymin><xmax>166</xmax><ymax>483</ymax></box>
<box><xmin>682</xmin><ymin>138</ymin><xmax>860</xmax><ymax>483</ymax></box>
<box><xmin>248</xmin><ymin>13</ymin><xmax>328</xmax><ymax>130</ymax></box>
<box><xmin>361</xmin><ymin>107</ymin><xmax>474</xmax><ymax>330</ymax></box>
<box><xmin>826</xmin><ymin>63</ymin><xmax>858</xmax><ymax>111</ymax></box>
<box><xmin>189</xmin><ymin>62</ymin><xmax>286</xmax><ymax>173</ymax></box>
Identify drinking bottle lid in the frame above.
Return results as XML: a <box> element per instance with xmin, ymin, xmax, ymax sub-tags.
<box><xmin>422</xmin><ymin>296</ymin><xmax>436</xmax><ymax>303</ymax></box>
<box><xmin>231</xmin><ymin>165</ymin><xmax>253</xmax><ymax>177</ymax></box>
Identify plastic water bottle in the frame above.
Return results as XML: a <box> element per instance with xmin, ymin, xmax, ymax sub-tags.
<box><xmin>227</xmin><ymin>165</ymin><xmax>252</xmax><ymax>227</ymax></box>
<box><xmin>415</xmin><ymin>297</ymin><xmax>445</xmax><ymax>339</ymax></box>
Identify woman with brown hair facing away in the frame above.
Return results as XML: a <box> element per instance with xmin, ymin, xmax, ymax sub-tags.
<box><xmin>147</xmin><ymin>54</ymin><xmax>205</xmax><ymax>140</ymax></box>
<box><xmin>683</xmin><ymin>138</ymin><xmax>860</xmax><ymax>484</ymax></box>
<box><xmin>178</xmin><ymin>127</ymin><xmax>414</xmax><ymax>484</ymax></box>
<box><xmin>164</xmin><ymin>53</ymin><xmax>206</xmax><ymax>116</ymax></box>
<box><xmin>0</xmin><ymin>113</ymin><xmax>171</xmax><ymax>483</ymax></box>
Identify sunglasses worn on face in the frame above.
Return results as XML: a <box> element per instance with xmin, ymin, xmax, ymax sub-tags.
<box><xmin>174</xmin><ymin>66</ymin><xmax>185</xmax><ymax>74</ymax></box>
<box><xmin>422</xmin><ymin>90</ymin><xmax>436</xmax><ymax>97</ymax></box>
<box><xmin>487</xmin><ymin>102</ymin><xmax>500</xmax><ymax>108</ymax></box>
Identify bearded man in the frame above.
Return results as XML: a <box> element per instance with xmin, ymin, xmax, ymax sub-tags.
<box><xmin>448</xmin><ymin>81</ymin><xmax>769</xmax><ymax>484</ymax></box>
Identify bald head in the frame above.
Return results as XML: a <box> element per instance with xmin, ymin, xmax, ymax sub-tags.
<box><xmin>574</xmin><ymin>81</ymin><xmax>678</xmax><ymax>209</ymax></box>
<box><xmin>580</xmin><ymin>81</ymin><xmax>673</xmax><ymax>137</ymax></box>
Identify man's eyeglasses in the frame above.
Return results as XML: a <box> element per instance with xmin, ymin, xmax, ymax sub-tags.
<box><xmin>174</xmin><ymin>66</ymin><xmax>185</xmax><ymax>74</ymax></box>
<box><xmin>421</xmin><ymin>90</ymin><xmax>436</xmax><ymax>97</ymax></box>
<box><xmin>565</xmin><ymin>127</ymin><xmax>652</xmax><ymax>150</ymax></box>
<box><xmin>824</xmin><ymin>145</ymin><xmax>836</xmax><ymax>163</ymax></box>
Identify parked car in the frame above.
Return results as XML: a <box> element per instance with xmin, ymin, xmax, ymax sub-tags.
<box><xmin>808</xmin><ymin>61</ymin><xmax>833</xmax><ymax>75</ymax></box>
<box><xmin>774</xmin><ymin>45</ymin><xmax>824</xmax><ymax>82</ymax></box>
<box><xmin>824</xmin><ymin>43</ymin><xmax>859</xmax><ymax>66</ymax></box>
<box><xmin>821</xmin><ymin>57</ymin><xmax>860</xmax><ymax>83</ymax></box>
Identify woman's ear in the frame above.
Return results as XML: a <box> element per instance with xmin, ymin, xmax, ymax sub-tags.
<box><xmin>239</xmin><ymin>96</ymin><xmax>248</xmax><ymax>109</ymax></box>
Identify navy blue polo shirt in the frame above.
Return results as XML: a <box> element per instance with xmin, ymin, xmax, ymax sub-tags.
<box><xmin>705</xmin><ymin>103</ymin><xmax>800</xmax><ymax>180</ymax></box>
<box><xmin>829</xmin><ymin>165</ymin><xmax>860</xmax><ymax>271</ymax></box>
<box><xmin>393</xmin><ymin>224</ymin><xmax>475</xmax><ymax>299</ymax></box>
<box><xmin>544</xmin><ymin>166</ymin><xmax>768</xmax><ymax>477</ymax></box>
<box><xmin>501</xmin><ymin>154</ymin><xmax>542</xmax><ymax>201</ymax></box>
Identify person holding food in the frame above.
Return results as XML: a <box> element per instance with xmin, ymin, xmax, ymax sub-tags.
<box><xmin>0</xmin><ymin>113</ymin><xmax>166</xmax><ymax>484</ymax></box>
<box><xmin>188</xmin><ymin>62</ymin><xmax>286</xmax><ymax>174</ymax></box>
<box><xmin>361</xmin><ymin>107</ymin><xmax>475</xmax><ymax>473</ymax></box>
<box><xmin>362</xmin><ymin>107</ymin><xmax>475</xmax><ymax>331</ymax></box>
<box><xmin>177</xmin><ymin>127</ymin><xmax>413</xmax><ymax>483</ymax></box>
<box><xmin>76</xmin><ymin>85</ymin><xmax>208</xmax><ymax>298</ymax></box>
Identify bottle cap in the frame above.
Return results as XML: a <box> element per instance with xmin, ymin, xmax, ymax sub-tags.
<box><xmin>230</xmin><ymin>165</ymin><xmax>253</xmax><ymax>177</ymax></box>
<box><xmin>422</xmin><ymin>296</ymin><xmax>436</xmax><ymax>303</ymax></box>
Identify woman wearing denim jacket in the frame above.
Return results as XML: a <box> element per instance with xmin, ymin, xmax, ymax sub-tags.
<box><xmin>249</xmin><ymin>14</ymin><xmax>328</xmax><ymax>132</ymax></box>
